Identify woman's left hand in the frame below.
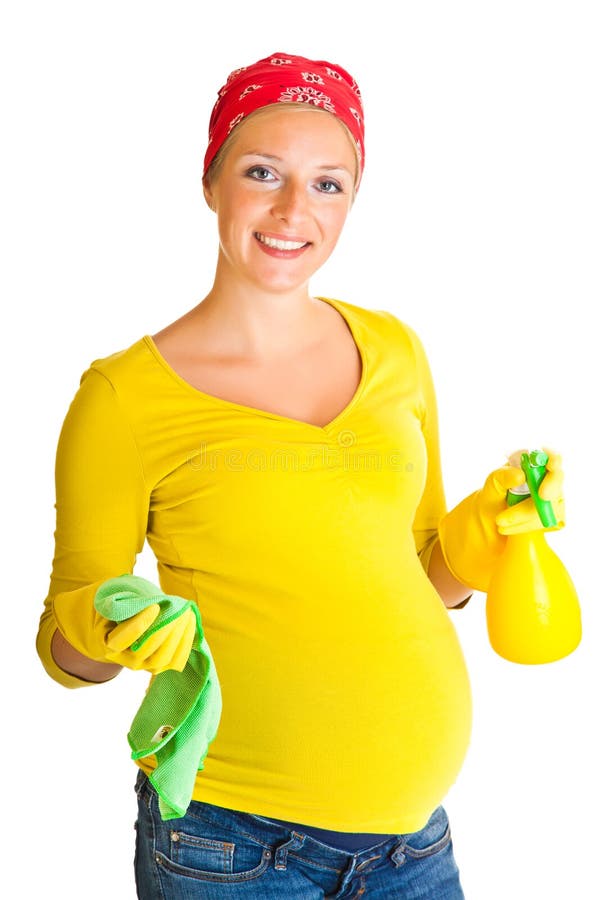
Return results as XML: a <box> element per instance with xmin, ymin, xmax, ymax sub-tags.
<box><xmin>437</xmin><ymin>447</ymin><xmax>565</xmax><ymax>592</ymax></box>
<box><xmin>495</xmin><ymin>447</ymin><xmax>565</xmax><ymax>535</ymax></box>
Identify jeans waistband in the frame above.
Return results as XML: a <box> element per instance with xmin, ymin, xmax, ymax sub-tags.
<box><xmin>135</xmin><ymin>768</ymin><xmax>404</xmax><ymax>870</ymax></box>
<box><xmin>252</xmin><ymin>811</ymin><xmax>397</xmax><ymax>853</ymax></box>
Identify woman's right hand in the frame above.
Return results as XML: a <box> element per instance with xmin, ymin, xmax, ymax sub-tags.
<box><xmin>52</xmin><ymin>581</ymin><xmax>197</xmax><ymax>678</ymax></box>
<box><xmin>104</xmin><ymin>604</ymin><xmax>197</xmax><ymax>674</ymax></box>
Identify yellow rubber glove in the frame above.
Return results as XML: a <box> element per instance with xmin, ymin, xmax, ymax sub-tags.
<box><xmin>438</xmin><ymin>448</ymin><xmax>565</xmax><ymax>592</ymax></box>
<box><xmin>53</xmin><ymin>582</ymin><xmax>197</xmax><ymax>675</ymax></box>
<box><xmin>104</xmin><ymin>604</ymin><xmax>197</xmax><ymax>674</ymax></box>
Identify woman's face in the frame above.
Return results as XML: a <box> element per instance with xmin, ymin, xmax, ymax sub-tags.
<box><xmin>203</xmin><ymin>105</ymin><xmax>358</xmax><ymax>295</ymax></box>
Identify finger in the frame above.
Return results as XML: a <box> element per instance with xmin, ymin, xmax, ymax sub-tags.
<box><xmin>538</xmin><ymin>467</ymin><xmax>564</xmax><ymax>501</ymax></box>
<box><xmin>144</xmin><ymin>611</ymin><xmax>194</xmax><ymax>673</ymax></box>
<box><xmin>106</xmin><ymin>604</ymin><xmax>161</xmax><ymax>653</ymax></box>
<box><xmin>144</xmin><ymin>625</ymin><xmax>183</xmax><ymax>671</ymax></box>
<box><xmin>496</xmin><ymin>497</ymin><xmax>545</xmax><ymax>534</ymax></box>
<box><xmin>487</xmin><ymin>465</ymin><xmax>526</xmax><ymax>495</ymax></box>
<box><xmin>497</xmin><ymin>495</ymin><xmax>565</xmax><ymax>534</ymax></box>
<box><xmin>105</xmin><ymin>647</ymin><xmax>148</xmax><ymax>671</ymax></box>
<box><xmin>541</xmin><ymin>447</ymin><xmax>563</xmax><ymax>472</ymax></box>
<box><xmin>132</xmin><ymin>611</ymin><xmax>188</xmax><ymax>661</ymax></box>
<box><xmin>541</xmin><ymin>449</ymin><xmax>563</xmax><ymax>475</ymax></box>
<box><xmin>506</xmin><ymin>448</ymin><xmax>529</xmax><ymax>468</ymax></box>
<box><xmin>166</xmin><ymin>612</ymin><xmax>197</xmax><ymax>672</ymax></box>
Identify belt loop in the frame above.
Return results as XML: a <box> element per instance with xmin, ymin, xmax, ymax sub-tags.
<box><xmin>390</xmin><ymin>838</ymin><xmax>407</xmax><ymax>868</ymax></box>
<box><xmin>274</xmin><ymin>831</ymin><xmax>306</xmax><ymax>871</ymax></box>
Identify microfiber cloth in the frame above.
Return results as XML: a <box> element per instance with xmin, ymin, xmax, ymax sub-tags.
<box><xmin>94</xmin><ymin>573</ymin><xmax>222</xmax><ymax>820</ymax></box>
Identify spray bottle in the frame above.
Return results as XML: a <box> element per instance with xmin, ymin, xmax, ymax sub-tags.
<box><xmin>485</xmin><ymin>450</ymin><xmax>582</xmax><ymax>664</ymax></box>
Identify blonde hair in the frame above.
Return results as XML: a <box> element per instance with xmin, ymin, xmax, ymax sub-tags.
<box><xmin>203</xmin><ymin>104</ymin><xmax>360</xmax><ymax>202</ymax></box>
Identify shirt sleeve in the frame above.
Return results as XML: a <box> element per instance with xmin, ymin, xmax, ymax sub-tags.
<box><xmin>36</xmin><ymin>366</ymin><xmax>150</xmax><ymax>688</ymax></box>
<box><xmin>402</xmin><ymin>324</ymin><xmax>471</xmax><ymax>609</ymax></box>
<box><xmin>402</xmin><ymin>324</ymin><xmax>448</xmax><ymax>573</ymax></box>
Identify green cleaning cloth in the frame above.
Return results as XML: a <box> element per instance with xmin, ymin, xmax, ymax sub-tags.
<box><xmin>94</xmin><ymin>573</ymin><xmax>222</xmax><ymax>820</ymax></box>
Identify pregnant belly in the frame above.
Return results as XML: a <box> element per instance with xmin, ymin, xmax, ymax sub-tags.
<box><xmin>196</xmin><ymin>592</ymin><xmax>473</xmax><ymax>834</ymax></box>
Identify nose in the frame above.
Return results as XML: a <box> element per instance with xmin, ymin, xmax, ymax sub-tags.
<box><xmin>271</xmin><ymin>179</ymin><xmax>309</xmax><ymax>224</ymax></box>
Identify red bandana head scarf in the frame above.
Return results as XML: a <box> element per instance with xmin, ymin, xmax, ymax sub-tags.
<box><xmin>202</xmin><ymin>52</ymin><xmax>365</xmax><ymax>191</ymax></box>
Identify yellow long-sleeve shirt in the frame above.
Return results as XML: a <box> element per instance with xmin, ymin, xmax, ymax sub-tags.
<box><xmin>37</xmin><ymin>296</ymin><xmax>472</xmax><ymax>833</ymax></box>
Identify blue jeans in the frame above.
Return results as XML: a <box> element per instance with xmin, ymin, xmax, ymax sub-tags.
<box><xmin>134</xmin><ymin>771</ymin><xmax>465</xmax><ymax>898</ymax></box>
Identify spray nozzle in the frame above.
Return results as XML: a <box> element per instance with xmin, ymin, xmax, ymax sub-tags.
<box><xmin>506</xmin><ymin>449</ymin><xmax>557</xmax><ymax>528</ymax></box>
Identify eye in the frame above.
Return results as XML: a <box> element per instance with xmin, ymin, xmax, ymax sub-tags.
<box><xmin>317</xmin><ymin>179</ymin><xmax>343</xmax><ymax>194</ymax></box>
<box><xmin>246</xmin><ymin>165</ymin><xmax>276</xmax><ymax>182</ymax></box>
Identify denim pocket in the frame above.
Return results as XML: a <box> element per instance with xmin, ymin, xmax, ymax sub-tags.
<box><xmin>155</xmin><ymin>828</ymin><xmax>272</xmax><ymax>884</ymax></box>
<box><xmin>402</xmin><ymin>806</ymin><xmax>452</xmax><ymax>859</ymax></box>
<box><xmin>137</xmin><ymin>771</ymin><xmax>274</xmax><ymax>885</ymax></box>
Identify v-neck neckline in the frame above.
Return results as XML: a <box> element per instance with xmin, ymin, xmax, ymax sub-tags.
<box><xmin>142</xmin><ymin>296</ymin><xmax>368</xmax><ymax>434</ymax></box>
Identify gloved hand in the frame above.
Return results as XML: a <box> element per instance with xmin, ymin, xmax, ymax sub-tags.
<box><xmin>53</xmin><ymin>576</ymin><xmax>197</xmax><ymax>675</ymax></box>
<box><xmin>103</xmin><ymin>603</ymin><xmax>197</xmax><ymax>674</ymax></box>
<box><xmin>437</xmin><ymin>448</ymin><xmax>565</xmax><ymax>592</ymax></box>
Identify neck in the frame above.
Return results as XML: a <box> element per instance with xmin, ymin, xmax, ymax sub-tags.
<box><xmin>191</xmin><ymin>260</ymin><xmax>327</xmax><ymax>360</ymax></box>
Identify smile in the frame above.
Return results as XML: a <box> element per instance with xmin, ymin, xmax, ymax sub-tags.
<box><xmin>254</xmin><ymin>232</ymin><xmax>310</xmax><ymax>251</ymax></box>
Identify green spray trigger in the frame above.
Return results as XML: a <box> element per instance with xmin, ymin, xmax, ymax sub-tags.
<box><xmin>506</xmin><ymin>450</ymin><xmax>557</xmax><ymax>528</ymax></box>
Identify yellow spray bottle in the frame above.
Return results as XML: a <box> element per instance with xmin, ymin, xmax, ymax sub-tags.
<box><xmin>486</xmin><ymin>450</ymin><xmax>582</xmax><ymax>664</ymax></box>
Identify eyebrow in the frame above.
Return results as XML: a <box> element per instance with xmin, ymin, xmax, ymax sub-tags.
<box><xmin>240</xmin><ymin>152</ymin><xmax>352</xmax><ymax>175</ymax></box>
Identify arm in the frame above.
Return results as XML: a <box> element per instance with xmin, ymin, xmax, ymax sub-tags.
<box><xmin>50</xmin><ymin>628</ymin><xmax>122</xmax><ymax>683</ymax></box>
<box><xmin>426</xmin><ymin>538</ymin><xmax>472</xmax><ymax>609</ymax></box>
<box><xmin>36</xmin><ymin>365</ymin><xmax>150</xmax><ymax>688</ymax></box>
<box><xmin>404</xmin><ymin>323</ymin><xmax>472</xmax><ymax>610</ymax></box>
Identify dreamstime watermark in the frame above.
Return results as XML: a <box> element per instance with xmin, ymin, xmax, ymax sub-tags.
<box><xmin>186</xmin><ymin>430</ymin><xmax>415</xmax><ymax>474</ymax></box>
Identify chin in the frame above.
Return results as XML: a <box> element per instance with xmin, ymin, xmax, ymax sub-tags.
<box><xmin>250</xmin><ymin>267</ymin><xmax>315</xmax><ymax>294</ymax></box>
<box><xmin>255</xmin><ymin>279</ymin><xmax>310</xmax><ymax>295</ymax></box>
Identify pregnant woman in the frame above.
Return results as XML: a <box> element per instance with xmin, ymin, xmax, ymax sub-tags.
<box><xmin>37</xmin><ymin>51</ymin><xmax>564</xmax><ymax>899</ymax></box>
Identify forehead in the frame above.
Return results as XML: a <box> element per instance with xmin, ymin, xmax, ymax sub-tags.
<box><xmin>231</xmin><ymin>105</ymin><xmax>354</xmax><ymax>152</ymax></box>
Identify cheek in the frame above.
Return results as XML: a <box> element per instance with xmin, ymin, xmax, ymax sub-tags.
<box><xmin>228</xmin><ymin>191</ymin><xmax>272</xmax><ymax>229</ymax></box>
<box><xmin>321</xmin><ymin>205</ymin><xmax>350</xmax><ymax>243</ymax></box>
<box><xmin>217</xmin><ymin>196</ymin><xmax>257</xmax><ymax>244</ymax></box>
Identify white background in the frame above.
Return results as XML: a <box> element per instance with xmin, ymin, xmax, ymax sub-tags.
<box><xmin>2</xmin><ymin>1</ymin><xmax>598</xmax><ymax>897</ymax></box>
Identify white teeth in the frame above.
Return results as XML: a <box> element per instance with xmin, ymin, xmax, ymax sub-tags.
<box><xmin>255</xmin><ymin>233</ymin><xmax>308</xmax><ymax>251</ymax></box>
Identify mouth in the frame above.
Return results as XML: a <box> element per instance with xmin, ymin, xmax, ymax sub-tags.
<box><xmin>254</xmin><ymin>231</ymin><xmax>311</xmax><ymax>257</ymax></box>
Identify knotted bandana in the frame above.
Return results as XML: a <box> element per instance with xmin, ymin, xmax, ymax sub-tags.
<box><xmin>203</xmin><ymin>51</ymin><xmax>365</xmax><ymax>190</ymax></box>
